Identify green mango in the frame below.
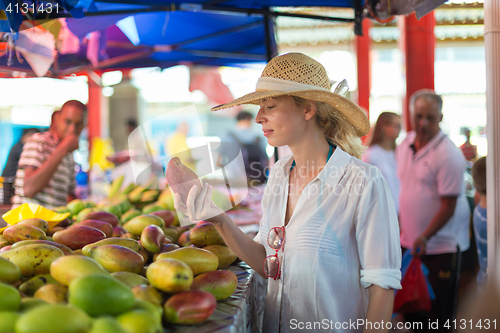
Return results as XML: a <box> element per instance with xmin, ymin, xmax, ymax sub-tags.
<box><xmin>69</xmin><ymin>274</ymin><xmax>135</xmax><ymax>317</ymax></box>
<box><xmin>15</xmin><ymin>304</ymin><xmax>92</xmax><ymax>333</ymax></box>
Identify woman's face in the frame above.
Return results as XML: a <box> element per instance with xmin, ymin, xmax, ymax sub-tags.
<box><xmin>384</xmin><ymin>116</ymin><xmax>401</xmax><ymax>141</ymax></box>
<box><xmin>255</xmin><ymin>96</ymin><xmax>306</xmax><ymax>147</ymax></box>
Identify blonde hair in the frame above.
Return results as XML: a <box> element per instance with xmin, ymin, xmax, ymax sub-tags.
<box><xmin>369</xmin><ymin>112</ymin><xmax>400</xmax><ymax>150</ymax></box>
<box><xmin>293</xmin><ymin>96</ymin><xmax>364</xmax><ymax>159</ymax></box>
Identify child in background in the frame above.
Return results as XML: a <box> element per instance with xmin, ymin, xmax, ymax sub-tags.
<box><xmin>471</xmin><ymin>156</ymin><xmax>487</xmax><ymax>286</ymax></box>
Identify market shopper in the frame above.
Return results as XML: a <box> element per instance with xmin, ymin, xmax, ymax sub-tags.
<box><xmin>1</xmin><ymin>128</ymin><xmax>39</xmax><ymax>178</ymax></box>
<box><xmin>396</xmin><ymin>90</ymin><xmax>470</xmax><ymax>332</ymax></box>
<box><xmin>12</xmin><ymin>100</ymin><xmax>86</xmax><ymax>209</ymax></box>
<box><xmin>175</xmin><ymin>53</ymin><xmax>402</xmax><ymax>333</ymax></box>
<box><xmin>362</xmin><ymin>112</ymin><xmax>401</xmax><ymax>213</ymax></box>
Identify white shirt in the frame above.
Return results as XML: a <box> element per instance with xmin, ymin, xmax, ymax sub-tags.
<box><xmin>362</xmin><ymin>144</ymin><xmax>400</xmax><ymax>213</ymax></box>
<box><xmin>255</xmin><ymin>147</ymin><xmax>402</xmax><ymax>333</ymax></box>
<box><xmin>396</xmin><ymin>130</ymin><xmax>470</xmax><ymax>255</ymax></box>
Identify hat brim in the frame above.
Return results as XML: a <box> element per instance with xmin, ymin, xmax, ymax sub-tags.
<box><xmin>211</xmin><ymin>89</ymin><xmax>370</xmax><ymax>137</ymax></box>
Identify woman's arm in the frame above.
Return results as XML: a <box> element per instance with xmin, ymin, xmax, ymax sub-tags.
<box><xmin>210</xmin><ymin>213</ymin><xmax>268</xmax><ymax>278</ymax></box>
<box><xmin>175</xmin><ymin>185</ymin><xmax>268</xmax><ymax>278</ymax></box>
<box><xmin>363</xmin><ymin>285</ymin><xmax>394</xmax><ymax>333</ymax></box>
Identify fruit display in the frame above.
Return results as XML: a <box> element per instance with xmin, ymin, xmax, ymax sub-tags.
<box><xmin>0</xmin><ymin>176</ymin><xmax>243</xmax><ymax>332</ymax></box>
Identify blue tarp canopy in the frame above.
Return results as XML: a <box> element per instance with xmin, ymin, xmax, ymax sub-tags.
<box><xmin>0</xmin><ymin>1</ymin><xmax>364</xmax><ymax>76</ymax></box>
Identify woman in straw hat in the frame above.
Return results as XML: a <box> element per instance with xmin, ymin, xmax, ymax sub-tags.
<box><xmin>174</xmin><ymin>53</ymin><xmax>401</xmax><ymax>333</ymax></box>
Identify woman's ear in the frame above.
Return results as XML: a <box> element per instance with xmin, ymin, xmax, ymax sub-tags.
<box><xmin>303</xmin><ymin>101</ymin><xmax>317</xmax><ymax>121</ymax></box>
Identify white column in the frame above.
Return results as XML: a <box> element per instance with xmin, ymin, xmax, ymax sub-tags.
<box><xmin>484</xmin><ymin>0</ymin><xmax>500</xmax><ymax>283</ymax></box>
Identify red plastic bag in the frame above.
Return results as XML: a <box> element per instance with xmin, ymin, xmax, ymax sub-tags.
<box><xmin>393</xmin><ymin>257</ymin><xmax>432</xmax><ymax>314</ymax></box>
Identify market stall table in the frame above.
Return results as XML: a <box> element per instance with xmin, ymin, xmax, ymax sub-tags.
<box><xmin>164</xmin><ymin>262</ymin><xmax>267</xmax><ymax>333</ymax></box>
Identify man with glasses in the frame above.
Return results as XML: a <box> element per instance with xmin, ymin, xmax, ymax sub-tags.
<box><xmin>12</xmin><ymin>100</ymin><xmax>86</xmax><ymax>209</ymax></box>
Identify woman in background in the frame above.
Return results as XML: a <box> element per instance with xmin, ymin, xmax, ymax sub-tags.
<box><xmin>362</xmin><ymin>112</ymin><xmax>401</xmax><ymax>213</ymax></box>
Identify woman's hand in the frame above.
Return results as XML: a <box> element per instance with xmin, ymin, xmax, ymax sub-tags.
<box><xmin>173</xmin><ymin>183</ymin><xmax>225</xmax><ymax>223</ymax></box>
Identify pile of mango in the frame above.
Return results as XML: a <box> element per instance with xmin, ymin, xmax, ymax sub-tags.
<box><xmin>0</xmin><ymin>194</ymin><xmax>240</xmax><ymax>333</ymax></box>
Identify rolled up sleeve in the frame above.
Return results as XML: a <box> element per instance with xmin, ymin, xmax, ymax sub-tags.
<box><xmin>356</xmin><ymin>174</ymin><xmax>402</xmax><ymax>290</ymax></box>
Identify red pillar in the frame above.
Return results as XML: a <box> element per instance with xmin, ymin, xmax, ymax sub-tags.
<box><xmin>87</xmin><ymin>77</ymin><xmax>102</xmax><ymax>153</ymax></box>
<box><xmin>355</xmin><ymin>19</ymin><xmax>371</xmax><ymax>144</ymax></box>
<box><xmin>400</xmin><ymin>12</ymin><xmax>435</xmax><ymax>132</ymax></box>
<box><xmin>355</xmin><ymin>18</ymin><xmax>372</xmax><ymax>119</ymax></box>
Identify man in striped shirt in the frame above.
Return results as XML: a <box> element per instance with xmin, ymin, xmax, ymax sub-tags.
<box><xmin>12</xmin><ymin>100</ymin><xmax>86</xmax><ymax>209</ymax></box>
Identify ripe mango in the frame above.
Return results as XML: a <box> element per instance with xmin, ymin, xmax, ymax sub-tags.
<box><xmin>11</xmin><ymin>240</ymin><xmax>73</xmax><ymax>255</ymax></box>
<box><xmin>82</xmin><ymin>237</ymin><xmax>141</xmax><ymax>256</ymax></box>
<box><xmin>152</xmin><ymin>243</ymin><xmax>179</xmax><ymax>261</ymax></box>
<box><xmin>53</xmin><ymin>225</ymin><xmax>106</xmax><ymax>250</ymax></box>
<box><xmin>131</xmin><ymin>285</ymin><xmax>163</xmax><ymax>307</ymax></box>
<box><xmin>88</xmin><ymin>245</ymin><xmax>144</xmax><ymax>274</ymax></box>
<box><xmin>18</xmin><ymin>274</ymin><xmax>59</xmax><ymax>296</ymax></box>
<box><xmin>17</xmin><ymin>218</ymin><xmax>49</xmax><ymax>233</ymax></box>
<box><xmin>138</xmin><ymin>245</ymin><xmax>149</xmax><ymax>264</ymax></box>
<box><xmin>0</xmin><ymin>256</ymin><xmax>21</xmax><ymax>284</ymax></box>
<box><xmin>191</xmin><ymin>270</ymin><xmax>238</xmax><ymax>300</ymax></box>
<box><xmin>162</xmin><ymin>226</ymin><xmax>180</xmax><ymax>243</ymax></box>
<box><xmin>117</xmin><ymin>310</ymin><xmax>162</xmax><ymax>333</ymax></box>
<box><xmin>74</xmin><ymin>220</ymin><xmax>113</xmax><ymax>238</ymax></box>
<box><xmin>90</xmin><ymin>317</ymin><xmax>128</xmax><ymax>333</ymax></box>
<box><xmin>50</xmin><ymin>255</ymin><xmax>109</xmax><ymax>286</ymax></box>
<box><xmin>46</xmin><ymin>226</ymin><xmax>65</xmax><ymax>236</ymax></box>
<box><xmin>177</xmin><ymin>230</ymin><xmax>191</xmax><ymax>247</ymax></box>
<box><xmin>203</xmin><ymin>245</ymin><xmax>237</xmax><ymax>269</ymax></box>
<box><xmin>156</xmin><ymin>247</ymin><xmax>218</xmax><ymax>276</ymax></box>
<box><xmin>69</xmin><ymin>274</ymin><xmax>135</xmax><ymax>316</ymax></box>
<box><xmin>150</xmin><ymin>210</ymin><xmax>176</xmax><ymax>227</ymax></box>
<box><xmin>111</xmin><ymin>271</ymin><xmax>149</xmax><ymax>288</ymax></box>
<box><xmin>0</xmin><ymin>244</ymin><xmax>64</xmax><ymax>277</ymax></box>
<box><xmin>113</xmin><ymin>226</ymin><xmax>128</xmax><ymax>237</ymax></box>
<box><xmin>0</xmin><ymin>311</ymin><xmax>20</xmax><ymax>333</ymax></box>
<box><xmin>123</xmin><ymin>214</ymin><xmax>164</xmax><ymax>236</ymax></box>
<box><xmin>0</xmin><ymin>283</ymin><xmax>21</xmax><ymax>311</ymax></box>
<box><xmin>15</xmin><ymin>304</ymin><xmax>92</xmax><ymax>333</ymax></box>
<box><xmin>121</xmin><ymin>209</ymin><xmax>141</xmax><ymax>224</ymax></box>
<box><xmin>163</xmin><ymin>290</ymin><xmax>217</xmax><ymax>325</ymax></box>
<box><xmin>3</xmin><ymin>224</ymin><xmax>47</xmax><ymax>244</ymax></box>
<box><xmin>81</xmin><ymin>211</ymin><xmax>120</xmax><ymax>227</ymax></box>
<box><xmin>165</xmin><ymin>157</ymin><xmax>203</xmax><ymax>205</ymax></box>
<box><xmin>140</xmin><ymin>225</ymin><xmax>166</xmax><ymax>254</ymax></box>
<box><xmin>33</xmin><ymin>284</ymin><xmax>68</xmax><ymax>304</ymax></box>
<box><xmin>189</xmin><ymin>222</ymin><xmax>225</xmax><ymax>247</ymax></box>
<box><xmin>147</xmin><ymin>259</ymin><xmax>193</xmax><ymax>293</ymax></box>
<box><xmin>0</xmin><ymin>244</ymin><xmax>11</xmax><ymax>253</ymax></box>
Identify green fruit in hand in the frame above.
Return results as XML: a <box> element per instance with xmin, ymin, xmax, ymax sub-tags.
<box><xmin>0</xmin><ymin>283</ymin><xmax>21</xmax><ymax>312</ymax></box>
<box><xmin>0</xmin><ymin>312</ymin><xmax>20</xmax><ymax>333</ymax></box>
<box><xmin>69</xmin><ymin>274</ymin><xmax>135</xmax><ymax>316</ymax></box>
<box><xmin>15</xmin><ymin>304</ymin><xmax>92</xmax><ymax>333</ymax></box>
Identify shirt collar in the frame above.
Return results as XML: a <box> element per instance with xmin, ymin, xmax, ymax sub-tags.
<box><xmin>278</xmin><ymin>146</ymin><xmax>352</xmax><ymax>188</ymax></box>
<box><xmin>409</xmin><ymin>129</ymin><xmax>445</xmax><ymax>155</ymax></box>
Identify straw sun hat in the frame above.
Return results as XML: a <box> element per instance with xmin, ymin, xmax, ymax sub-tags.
<box><xmin>211</xmin><ymin>53</ymin><xmax>370</xmax><ymax>137</ymax></box>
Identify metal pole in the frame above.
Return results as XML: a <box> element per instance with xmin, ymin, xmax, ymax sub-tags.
<box><xmin>484</xmin><ymin>0</ymin><xmax>500</xmax><ymax>283</ymax></box>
